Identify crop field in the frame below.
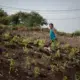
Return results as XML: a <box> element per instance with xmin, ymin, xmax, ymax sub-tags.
<box><xmin>0</xmin><ymin>25</ymin><xmax>80</xmax><ymax>80</ymax></box>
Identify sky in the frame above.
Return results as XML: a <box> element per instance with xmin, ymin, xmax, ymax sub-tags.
<box><xmin>0</xmin><ymin>0</ymin><xmax>80</xmax><ymax>33</ymax></box>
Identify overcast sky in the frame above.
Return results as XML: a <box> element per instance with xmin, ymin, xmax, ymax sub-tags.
<box><xmin>0</xmin><ymin>0</ymin><xmax>80</xmax><ymax>33</ymax></box>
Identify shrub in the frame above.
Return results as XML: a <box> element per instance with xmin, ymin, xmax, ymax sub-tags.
<box><xmin>34</xmin><ymin>67</ymin><xmax>40</xmax><ymax>77</ymax></box>
<box><xmin>72</xmin><ymin>30</ymin><xmax>80</xmax><ymax>36</ymax></box>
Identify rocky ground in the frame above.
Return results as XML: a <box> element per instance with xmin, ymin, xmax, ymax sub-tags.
<box><xmin>0</xmin><ymin>26</ymin><xmax>80</xmax><ymax>80</ymax></box>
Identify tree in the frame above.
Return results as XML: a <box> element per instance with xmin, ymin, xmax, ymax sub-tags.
<box><xmin>0</xmin><ymin>8</ymin><xmax>9</xmax><ymax>25</ymax></box>
<box><xmin>9</xmin><ymin>11</ymin><xmax>29</xmax><ymax>25</ymax></box>
<box><xmin>9</xmin><ymin>11</ymin><xmax>47</xmax><ymax>27</ymax></box>
<box><xmin>0</xmin><ymin>8</ymin><xmax>7</xmax><ymax>17</ymax></box>
<box><xmin>25</xmin><ymin>12</ymin><xmax>47</xmax><ymax>27</ymax></box>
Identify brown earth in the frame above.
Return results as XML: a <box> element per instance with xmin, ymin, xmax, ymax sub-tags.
<box><xmin>12</xmin><ymin>30</ymin><xmax>80</xmax><ymax>48</ymax></box>
<box><xmin>0</xmin><ymin>29</ymin><xmax>80</xmax><ymax>80</ymax></box>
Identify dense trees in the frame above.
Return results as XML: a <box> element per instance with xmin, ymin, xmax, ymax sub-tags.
<box><xmin>0</xmin><ymin>8</ymin><xmax>47</xmax><ymax>27</ymax></box>
<box><xmin>0</xmin><ymin>8</ymin><xmax>9</xmax><ymax>25</ymax></box>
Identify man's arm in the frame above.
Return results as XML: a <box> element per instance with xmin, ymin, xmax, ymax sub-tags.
<box><xmin>53</xmin><ymin>28</ymin><xmax>57</xmax><ymax>35</ymax></box>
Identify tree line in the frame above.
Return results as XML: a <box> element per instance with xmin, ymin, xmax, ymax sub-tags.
<box><xmin>0</xmin><ymin>8</ymin><xmax>47</xmax><ymax>27</ymax></box>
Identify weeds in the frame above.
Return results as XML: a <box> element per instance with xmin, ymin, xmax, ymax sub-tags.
<box><xmin>55</xmin><ymin>50</ymin><xmax>61</xmax><ymax>58</ymax></box>
<box><xmin>68</xmin><ymin>48</ymin><xmax>76</xmax><ymax>59</ymax></box>
<box><xmin>34</xmin><ymin>39</ymin><xmax>45</xmax><ymax>48</ymax></box>
<box><xmin>63</xmin><ymin>76</ymin><xmax>68</xmax><ymax>80</ymax></box>
<box><xmin>9</xmin><ymin>58</ymin><xmax>15</xmax><ymax>74</ymax></box>
<box><xmin>3</xmin><ymin>32</ymin><xmax>11</xmax><ymax>40</ymax></box>
<box><xmin>72</xmin><ymin>30</ymin><xmax>80</xmax><ymax>36</ymax></box>
<box><xmin>22</xmin><ymin>38</ymin><xmax>31</xmax><ymax>46</ymax></box>
<box><xmin>23</xmin><ymin>46</ymin><xmax>29</xmax><ymax>53</ymax></box>
<box><xmin>34</xmin><ymin>67</ymin><xmax>40</xmax><ymax>77</ymax></box>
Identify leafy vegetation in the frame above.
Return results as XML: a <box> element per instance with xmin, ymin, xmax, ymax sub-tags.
<box><xmin>34</xmin><ymin>67</ymin><xmax>40</xmax><ymax>77</ymax></box>
<box><xmin>0</xmin><ymin>8</ymin><xmax>47</xmax><ymax>27</ymax></box>
<box><xmin>0</xmin><ymin>8</ymin><xmax>9</xmax><ymax>25</ymax></box>
<box><xmin>9</xmin><ymin>58</ymin><xmax>15</xmax><ymax>73</ymax></box>
<box><xmin>72</xmin><ymin>30</ymin><xmax>80</xmax><ymax>36</ymax></box>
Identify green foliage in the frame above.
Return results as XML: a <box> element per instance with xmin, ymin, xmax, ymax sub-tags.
<box><xmin>9</xmin><ymin>59</ymin><xmax>15</xmax><ymax>73</ymax></box>
<box><xmin>34</xmin><ymin>67</ymin><xmax>40</xmax><ymax>77</ymax></box>
<box><xmin>50</xmin><ymin>64</ymin><xmax>60</xmax><ymax>72</ymax></box>
<box><xmin>0</xmin><ymin>8</ymin><xmax>7</xmax><ymax>17</ymax></box>
<box><xmin>34</xmin><ymin>39</ymin><xmax>45</xmax><ymax>48</ymax></box>
<box><xmin>63</xmin><ymin>76</ymin><xmax>68</xmax><ymax>80</ymax></box>
<box><xmin>38</xmin><ymin>39</ymin><xmax>45</xmax><ymax>48</ymax></box>
<box><xmin>26</xmin><ymin>11</ymin><xmax>47</xmax><ymax>27</ymax></box>
<box><xmin>72</xmin><ymin>30</ymin><xmax>80</xmax><ymax>36</ymax></box>
<box><xmin>0</xmin><ymin>8</ymin><xmax>9</xmax><ymax>25</ymax></box>
<box><xmin>3</xmin><ymin>32</ymin><xmax>11</xmax><ymax>40</ymax></box>
<box><xmin>22</xmin><ymin>38</ymin><xmax>31</xmax><ymax>46</ymax></box>
<box><xmin>10</xmin><ymin>35</ymin><xmax>20</xmax><ymax>43</ymax></box>
<box><xmin>0</xmin><ymin>8</ymin><xmax>47</xmax><ymax>26</ymax></box>
<box><xmin>68</xmin><ymin>48</ymin><xmax>76</xmax><ymax>59</ymax></box>
<box><xmin>55</xmin><ymin>50</ymin><xmax>61</xmax><ymax>58</ymax></box>
<box><xmin>0</xmin><ymin>16</ymin><xmax>9</xmax><ymax>25</ymax></box>
<box><xmin>9</xmin><ymin>11</ymin><xmax>47</xmax><ymax>27</ymax></box>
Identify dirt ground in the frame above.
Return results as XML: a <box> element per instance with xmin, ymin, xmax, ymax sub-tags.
<box><xmin>0</xmin><ymin>29</ymin><xmax>80</xmax><ymax>80</ymax></box>
<box><xmin>12</xmin><ymin>30</ymin><xmax>80</xmax><ymax>48</ymax></box>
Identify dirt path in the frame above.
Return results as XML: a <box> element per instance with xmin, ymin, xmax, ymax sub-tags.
<box><xmin>58</xmin><ymin>36</ymin><xmax>80</xmax><ymax>48</ymax></box>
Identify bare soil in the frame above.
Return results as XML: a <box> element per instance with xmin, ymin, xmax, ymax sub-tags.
<box><xmin>0</xmin><ymin>29</ymin><xmax>80</xmax><ymax>80</ymax></box>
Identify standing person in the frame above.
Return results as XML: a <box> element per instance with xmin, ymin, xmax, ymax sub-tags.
<box><xmin>49</xmin><ymin>23</ymin><xmax>56</xmax><ymax>41</ymax></box>
<box><xmin>49</xmin><ymin>23</ymin><xmax>57</xmax><ymax>49</ymax></box>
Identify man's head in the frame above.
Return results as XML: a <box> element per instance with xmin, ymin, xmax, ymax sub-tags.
<box><xmin>49</xmin><ymin>23</ymin><xmax>54</xmax><ymax>29</ymax></box>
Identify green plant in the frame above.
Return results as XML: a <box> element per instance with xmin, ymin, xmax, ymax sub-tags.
<box><xmin>50</xmin><ymin>64</ymin><xmax>59</xmax><ymax>72</ymax></box>
<box><xmin>9</xmin><ymin>58</ymin><xmax>15</xmax><ymax>73</ymax></box>
<box><xmin>55</xmin><ymin>50</ymin><xmax>61</xmax><ymax>58</ymax></box>
<box><xmin>10</xmin><ymin>35</ymin><xmax>20</xmax><ymax>43</ymax></box>
<box><xmin>63</xmin><ymin>76</ymin><xmax>68</xmax><ymax>80</ymax></box>
<box><xmin>72</xmin><ymin>30</ymin><xmax>80</xmax><ymax>36</ymax></box>
<box><xmin>68</xmin><ymin>48</ymin><xmax>76</xmax><ymax>59</ymax></box>
<box><xmin>34</xmin><ymin>39</ymin><xmax>45</xmax><ymax>48</ymax></box>
<box><xmin>0</xmin><ymin>8</ymin><xmax>9</xmax><ymax>25</ymax></box>
<box><xmin>3</xmin><ymin>32</ymin><xmax>11</xmax><ymax>40</ymax></box>
<box><xmin>34</xmin><ymin>67</ymin><xmax>40</xmax><ymax>77</ymax></box>
<box><xmin>23</xmin><ymin>46</ymin><xmax>29</xmax><ymax>53</ymax></box>
<box><xmin>22</xmin><ymin>38</ymin><xmax>31</xmax><ymax>46</ymax></box>
<box><xmin>9</xmin><ymin>11</ymin><xmax>47</xmax><ymax>27</ymax></box>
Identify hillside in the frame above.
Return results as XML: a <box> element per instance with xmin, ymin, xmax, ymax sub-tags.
<box><xmin>0</xmin><ymin>25</ymin><xmax>80</xmax><ymax>80</ymax></box>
